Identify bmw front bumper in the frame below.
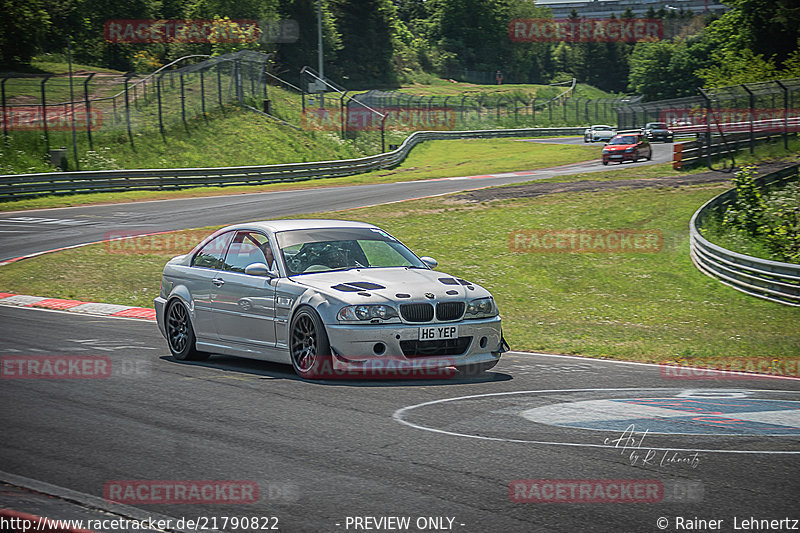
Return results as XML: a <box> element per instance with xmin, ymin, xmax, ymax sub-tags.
<box><xmin>325</xmin><ymin>315</ymin><xmax>505</xmax><ymax>370</ymax></box>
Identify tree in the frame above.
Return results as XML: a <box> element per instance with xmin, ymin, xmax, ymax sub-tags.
<box><xmin>328</xmin><ymin>0</ymin><xmax>398</xmax><ymax>86</ymax></box>
<box><xmin>434</xmin><ymin>0</ymin><xmax>512</xmax><ymax>76</ymax></box>
<box><xmin>628</xmin><ymin>39</ymin><xmax>710</xmax><ymax>100</ymax></box>
<box><xmin>695</xmin><ymin>0</ymin><xmax>800</xmax><ymax>86</ymax></box>
<box><xmin>274</xmin><ymin>0</ymin><xmax>340</xmax><ymax>80</ymax></box>
<box><xmin>0</xmin><ymin>0</ymin><xmax>50</xmax><ymax>69</ymax></box>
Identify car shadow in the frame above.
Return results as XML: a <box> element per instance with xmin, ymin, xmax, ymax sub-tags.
<box><xmin>159</xmin><ymin>354</ymin><xmax>512</xmax><ymax>387</ymax></box>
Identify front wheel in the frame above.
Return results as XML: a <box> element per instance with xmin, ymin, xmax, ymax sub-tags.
<box><xmin>602</xmin><ymin>160</ymin><xmax>608</xmax><ymax>166</ymax></box>
<box><xmin>646</xmin><ymin>150</ymin><xmax>652</xmax><ymax>160</ymax></box>
<box><xmin>166</xmin><ymin>299</ymin><xmax>209</xmax><ymax>361</ymax></box>
<box><xmin>456</xmin><ymin>359</ymin><xmax>499</xmax><ymax>377</ymax></box>
<box><xmin>290</xmin><ymin>307</ymin><xmax>332</xmax><ymax>379</ymax></box>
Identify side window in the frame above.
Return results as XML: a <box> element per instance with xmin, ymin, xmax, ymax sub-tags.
<box><xmin>192</xmin><ymin>231</ymin><xmax>234</xmax><ymax>269</ymax></box>
<box><xmin>223</xmin><ymin>231</ymin><xmax>277</xmax><ymax>273</ymax></box>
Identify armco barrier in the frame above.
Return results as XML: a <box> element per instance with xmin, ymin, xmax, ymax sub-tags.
<box><xmin>673</xmin><ymin>129</ymin><xmax>793</xmax><ymax>169</ymax></box>
<box><xmin>689</xmin><ymin>164</ymin><xmax>800</xmax><ymax>306</ymax></box>
<box><xmin>0</xmin><ymin>127</ymin><xmax>584</xmax><ymax>200</ymax></box>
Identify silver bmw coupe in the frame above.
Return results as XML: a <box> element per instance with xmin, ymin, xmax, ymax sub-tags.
<box><xmin>155</xmin><ymin>220</ymin><xmax>507</xmax><ymax>379</ymax></box>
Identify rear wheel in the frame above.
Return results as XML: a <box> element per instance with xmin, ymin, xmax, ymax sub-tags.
<box><xmin>290</xmin><ymin>307</ymin><xmax>332</xmax><ymax>379</ymax></box>
<box><xmin>456</xmin><ymin>360</ymin><xmax>499</xmax><ymax>377</ymax></box>
<box><xmin>166</xmin><ymin>299</ymin><xmax>209</xmax><ymax>361</ymax></box>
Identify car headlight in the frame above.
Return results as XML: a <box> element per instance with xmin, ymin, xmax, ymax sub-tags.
<box><xmin>624</xmin><ymin>147</ymin><xmax>635</xmax><ymax>152</ymax></box>
<box><xmin>465</xmin><ymin>297</ymin><xmax>497</xmax><ymax>319</ymax></box>
<box><xmin>337</xmin><ymin>304</ymin><xmax>398</xmax><ymax>322</ymax></box>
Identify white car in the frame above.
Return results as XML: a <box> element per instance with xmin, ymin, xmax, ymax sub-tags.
<box><xmin>584</xmin><ymin>125</ymin><xmax>616</xmax><ymax>143</ymax></box>
<box><xmin>154</xmin><ymin>220</ymin><xmax>508</xmax><ymax>379</ymax></box>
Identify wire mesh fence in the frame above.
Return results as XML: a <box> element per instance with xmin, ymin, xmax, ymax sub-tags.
<box><xmin>616</xmin><ymin>78</ymin><xmax>800</xmax><ymax>151</ymax></box>
<box><xmin>350</xmin><ymin>90</ymin><xmax>635</xmax><ymax>131</ymax></box>
<box><xmin>0</xmin><ymin>51</ymin><xmax>273</xmax><ymax>160</ymax></box>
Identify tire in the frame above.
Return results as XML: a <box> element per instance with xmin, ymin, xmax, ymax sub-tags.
<box><xmin>602</xmin><ymin>160</ymin><xmax>608</xmax><ymax>166</ymax></box>
<box><xmin>646</xmin><ymin>150</ymin><xmax>652</xmax><ymax>160</ymax></box>
<box><xmin>633</xmin><ymin>150</ymin><xmax>639</xmax><ymax>162</ymax></box>
<box><xmin>166</xmin><ymin>299</ymin><xmax>209</xmax><ymax>361</ymax></box>
<box><xmin>456</xmin><ymin>359</ymin><xmax>499</xmax><ymax>377</ymax></box>
<box><xmin>290</xmin><ymin>307</ymin><xmax>332</xmax><ymax>379</ymax></box>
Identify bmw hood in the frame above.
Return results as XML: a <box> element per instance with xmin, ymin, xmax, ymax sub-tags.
<box><xmin>290</xmin><ymin>267</ymin><xmax>490</xmax><ymax>303</ymax></box>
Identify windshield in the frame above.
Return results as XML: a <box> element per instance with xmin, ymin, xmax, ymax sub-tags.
<box><xmin>647</xmin><ymin>123</ymin><xmax>667</xmax><ymax>129</ymax></box>
<box><xmin>593</xmin><ymin>125</ymin><xmax>612</xmax><ymax>130</ymax></box>
<box><xmin>276</xmin><ymin>228</ymin><xmax>427</xmax><ymax>275</ymax></box>
<box><xmin>608</xmin><ymin>135</ymin><xmax>637</xmax><ymax>145</ymax></box>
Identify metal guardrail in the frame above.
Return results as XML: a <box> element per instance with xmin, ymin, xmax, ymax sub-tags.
<box><xmin>0</xmin><ymin>127</ymin><xmax>584</xmax><ymax>199</ymax></box>
<box><xmin>689</xmin><ymin>164</ymin><xmax>800</xmax><ymax>306</ymax></box>
<box><xmin>672</xmin><ymin>129</ymin><xmax>793</xmax><ymax>169</ymax></box>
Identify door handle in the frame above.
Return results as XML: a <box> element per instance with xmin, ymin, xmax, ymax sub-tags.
<box><xmin>212</xmin><ymin>278</ymin><xmax>225</xmax><ymax>287</ymax></box>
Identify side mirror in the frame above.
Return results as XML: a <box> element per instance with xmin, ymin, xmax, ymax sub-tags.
<box><xmin>420</xmin><ymin>256</ymin><xmax>438</xmax><ymax>269</ymax></box>
<box><xmin>244</xmin><ymin>262</ymin><xmax>278</xmax><ymax>277</ymax></box>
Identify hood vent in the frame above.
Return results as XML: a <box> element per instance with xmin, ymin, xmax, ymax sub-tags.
<box><xmin>332</xmin><ymin>281</ymin><xmax>386</xmax><ymax>292</ymax></box>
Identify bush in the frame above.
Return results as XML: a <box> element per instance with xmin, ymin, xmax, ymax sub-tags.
<box><xmin>722</xmin><ymin>166</ymin><xmax>800</xmax><ymax>263</ymax></box>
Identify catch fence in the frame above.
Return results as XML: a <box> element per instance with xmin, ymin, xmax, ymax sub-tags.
<box><xmin>616</xmin><ymin>78</ymin><xmax>800</xmax><ymax>154</ymax></box>
<box><xmin>1</xmin><ymin>51</ymin><xmax>275</xmax><ymax>159</ymax></box>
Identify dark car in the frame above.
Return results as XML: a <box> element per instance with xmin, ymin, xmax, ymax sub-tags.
<box><xmin>601</xmin><ymin>133</ymin><xmax>652</xmax><ymax>165</ymax></box>
<box><xmin>643</xmin><ymin>122</ymin><xmax>674</xmax><ymax>143</ymax></box>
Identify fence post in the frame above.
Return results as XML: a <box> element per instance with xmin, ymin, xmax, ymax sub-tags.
<box><xmin>776</xmin><ymin>80</ymin><xmax>789</xmax><ymax>150</ymax></box>
<box><xmin>157</xmin><ymin>73</ymin><xmax>165</xmax><ymax>138</ymax></box>
<box><xmin>698</xmin><ymin>87</ymin><xmax>713</xmax><ymax>169</ymax></box>
<box><xmin>200</xmin><ymin>68</ymin><xmax>206</xmax><ymax>120</ymax></box>
<box><xmin>340</xmin><ymin>90</ymin><xmax>348</xmax><ymax>138</ymax></box>
<box><xmin>180</xmin><ymin>72</ymin><xmax>187</xmax><ymax>130</ymax></box>
<box><xmin>742</xmin><ymin>84</ymin><xmax>755</xmax><ymax>154</ymax></box>
<box><xmin>381</xmin><ymin>113</ymin><xmax>387</xmax><ymax>153</ymax></box>
<box><xmin>1</xmin><ymin>77</ymin><xmax>8</xmax><ymax>138</ymax></box>
<box><xmin>83</xmin><ymin>73</ymin><xmax>95</xmax><ymax>150</ymax></box>
<box><xmin>40</xmin><ymin>75</ymin><xmax>52</xmax><ymax>151</ymax></box>
<box><xmin>124</xmin><ymin>73</ymin><xmax>134</xmax><ymax>148</ymax></box>
<box><xmin>217</xmin><ymin>67</ymin><xmax>223</xmax><ymax>109</ymax></box>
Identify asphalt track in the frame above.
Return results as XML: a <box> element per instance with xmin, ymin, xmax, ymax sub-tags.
<box><xmin>1</xmin><ymin>306</ymin><xmax>798</xmax><ymax>532</ymax></box>
<box><xmin>0</xmin><ymin>137</ymin><xmax>672</xmax><ymax>262</ymax></box>
<box><xmin>2</xmin><ymin>138</ymin><xmax>798</xmax><ymax>532</ymax></box>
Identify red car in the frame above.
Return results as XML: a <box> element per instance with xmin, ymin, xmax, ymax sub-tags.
<box><xmin>601</xmin><ymin>133</ymin><xmax>652</xmax><ymax>165</ymax></box>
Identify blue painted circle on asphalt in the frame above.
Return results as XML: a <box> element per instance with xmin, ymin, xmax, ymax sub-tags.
<box><xmin>521</xmin><ymin>397</ymin><xmax>800</xmax><ymax>436</ymax></box>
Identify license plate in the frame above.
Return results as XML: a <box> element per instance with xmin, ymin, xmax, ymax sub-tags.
<box><xmin>419</xmin><ymin>325</ymin><xmax>458</xmax><ymax>341</ymax></box>
<box><xmin>610</xmin><ymin>155</ymin><xmax>623</xmax><ymax>159</ymax></box>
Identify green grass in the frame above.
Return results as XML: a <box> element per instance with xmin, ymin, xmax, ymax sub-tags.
<box><xmin>1</xmin><ymin>182</ymin><xmax>797</xmax><ymax>362</ymax></box>
<box><xmin>0</xmin><ymin>137</ymin><xmax>598</xmax><ymax>211</ymax></box>
<box><xmin>392</xmin><ymin>80</ymin><xmax>616</xmax><ymax>100</ymax></box>
<box><xmin>699</xmin><ymin>215</ymin><xmax>781</xmax><ymax>261</ymax></box>
<box><xmin>0</xmin><ymin>106</ymin><xmax>366</xmax><ymax>174</ymax></box>
<box><xmin>2</xmin><ymin>56</ymin><xmax>125</xmax><ymax>103</ymax></box>
<box><xmin>354</xmin><ymin>138</ymin><xmax>597</xmax><ymax>181</ymax></box>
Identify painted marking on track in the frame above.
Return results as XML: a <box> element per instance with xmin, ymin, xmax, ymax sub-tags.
<box><xmin>393</xmin><ymin>388</ymin><xmax>800</xmax><ymax>454</ymax></box>
<box><xmin>0</xmin><ymin>216</ymin><xmax>90</xmax><ymax>227</ymax></box>
<box><xmin>521</xmin><ymin>398</ymin><xmax>800</xmax><ymax>436</ymax></box>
